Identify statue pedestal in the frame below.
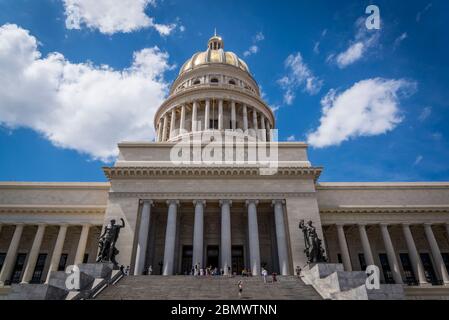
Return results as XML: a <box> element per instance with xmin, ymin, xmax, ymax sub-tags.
<box><xmin>77</xmin><ymin>263</ymin><xmax>114</xmax><ymax>280</ymax></box>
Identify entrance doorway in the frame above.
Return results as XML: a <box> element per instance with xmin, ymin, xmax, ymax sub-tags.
<box><xmin>232</xmin><ymin>246</ymin><xmax>244</xmax><ymax>275</ymax></box>
<box><xmin>181</xmin><ymin>246</ymin><xmax>193</xmax><ymax>275</ymax></box>
<box><xmin>206</xmin><ymin>246</ymin><xmax>219</xmax><ymax>269</ymax></box>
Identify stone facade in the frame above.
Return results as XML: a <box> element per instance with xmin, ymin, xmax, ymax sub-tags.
<box><xmin>0</xmin><ymin>34</ymin><xmax>448</xmax><ymax>299</ymax></box>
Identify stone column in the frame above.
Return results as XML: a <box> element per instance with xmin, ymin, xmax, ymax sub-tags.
<box><xmin>192</xmin><ymin>101</ymin><xmax>198</xmax><ymax>132</ymax></box>
<box><xmin>242</xmin><ymin>104</ymin><xmax>248</xmax><ymax>131</ymax></box>
<box><xmin>21</xmin><ymin>224</ymin><xmax>46</xmax><ymax>284</ymax></box>
<box><xmin>336</xmin><ymin>224</ymin><xmax>352</xmax><ymax>271</ymax></box>
<box><xmin>180</xmin><ymin>105</ymin><xmax>186</xmax><ymax>135</ymax></box>
<box><xmin>163</xmin><ymin>200</ymin><xmax>179</xmax><ymax>275</ymax></box>
<box><xmin>267</xmin><ymin>121</ymin><xmax>272</xmax><ymax>142</ymax></box>
<box><xmin>46</xmin><ymin>224</ymin><xmax>68</xmax><ymax>283</ymax></box>
<box><xmin>246</xmin><ymin>200</ymin><xmax>261</xmax><ymax>276</ymax></box>
<box><xmin>162</xmin><ymin>114</ymin><xmax>168</xmax><ymax>142</ymax></box>
<box><xmin>0</xmin><ymin>224</ymin><xmax>24</xmax><ymax>286</ymax></box>
<box><xmin>169</xmin><ymin>108</ymin><xmax>176</xmax><ymax>139</ymax></box>
<box><xmin>231</xmin><ymin>101</ymin><xmax>236</xmax><ymax>130</ymax></box>
<box><xmin>192</xmin><ymin>200</ymin><xmax>206</xmax><ymax>269</ymax></box>
<box><xmin>220</xmin><ymin>200</ymin><xmax>232</xmax><ymax>275</ymax></box>
<box><xmin>424</xmin><ymin>223</ymin><xmax>449</xmax><ymax>284</ymax></box>
<box><xmin>218</xmin><ymin>99</ymin><xmax>223</xmax><ymax>130</ymax></box>
<box><xmin>260</xmin><ymin>115</ymin><xmax>266</xmax><ymax>141</ymax></box>
<box><xmin>252</xmin><ymin>108</ymin><xmax>258</xmax><ymax>138</ymax></box>
<box><xmin>134</xmin><ymin>200</ymin><xmax>153</xmax><ymax>275</ymax></box>
<box><xmin>402</xmin><ymin>224</ymin><xmax>428</xmax><ymax>285</ymax></box>
<box><xmin>74</xmin><ymin>224</ymin><xmax>91</xmax><ymax>265</ymax></box>
<box><xmin>358</xmin><ymin>224</ymin><xmax>375</xmax><ymax>267</ymax></box>
<box><xmin>380</xmin><ymin>224</ymin><xmax>403</xmax><ymax>284</ymax></box>
<box><xmin>273</xmin><ymin>200</ymin><xmax>289</xmax><ymax>275</ymax></box>
<box><xmin>205</xmin><ymin>99</ymin><xmax>210</xmax><ymax>130</ymax></box>
<box><xmin>156</xmin><ymin>121</ymin><xmax>162</xmax><ymax>142</ymax></box>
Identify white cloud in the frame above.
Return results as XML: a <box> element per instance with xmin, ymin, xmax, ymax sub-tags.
<box><xmin>413</xmin><ymin>155</ymin><xmax>423</xmax><ymax>166</ymax></box>
<box><xmin>307</xmin><ymin>78</ymin><xmax>415</xmax><ymax>148</ymax></box>
<box><xmin>313</xmin><ymin>29</ymin><xmax>328</xmax><ymax>55</ymax></box>
<box><xmin>331</xmin><ymin>17</ymin><xmax>380</xmax><ymax>68</ymax></box>
<box><xmin>0</xmin><ymin>24</ymin><xmax>172</xmax><ymax>161</ymax></box>
<box><xmin>313</xmin><ymin>42</ymin><xmax>320</xmax><ymax>54</ymax></box>
<box><xmin>416</xmin><ymin>3</ymin><xmax>432</xmax><ymax>22</ymax></box>
<box><xmin>394</xmin><ymin>32</ymin><xmax>408</xmax><ymax>48</ymax></box>
<box><xmin>63</xmin><ymin>0</ymin><xmax>176</xmax><ymax>35</ymax></box>
<box><xmin>254</xmin><ymin>32</ymin><xmax>265</xmax><ymax>42</ymax></box>
<box><xmin>243</xmin><ymin>45</ymin><xmax>259</xmax><ymax>57</ymax></box>
<box><xmin>243</xmin><ymin>32</ymin><xmax>264</xmax><ymax>57</ymax></box>
<box><xmin>336</xmin><ymin>42</ymin><xmax>365</xmax><ymax>68</ymax></box>
<box><xmin>418</xmin><ymin>106</ymin><xmax>432</xmax><ymax>121</ymax></box>
<box><xmin>278</xmin><ymin>52</ymin><xmax>323</xmax><ymax>104</ymax></box>
<box><xmin>287</xmin><ymin>135</ymin><xmax>296</xmax><ymax>142</ymax></box>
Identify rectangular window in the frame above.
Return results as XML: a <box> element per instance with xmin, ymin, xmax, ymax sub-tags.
<box><xmin>442</xmin><ymin>253</ymin><xmax>449</xmax><ymax>275</ymax></box>
<box><xmin>181</xmin><ymin>246</ymin><xmax>193</xmax><ymax>276</ymax></box>
<box><xmin>83</xmin><ymin>253</ymin><xmax>89</xmax><ymax>264</ymax></box>
<box><xmin>379</xmin><ymin>253</ymin><xmax>395</xmax><ymax>284</ymax></box>
<box><xmin>10</xmin><ymin>253</ymin><xmax>27</xmax><ymax>284</ymax></box>
<box><xmin>58</xmin><ymin>254</ymin><xmax>68</xmax><ymax>272</ymax></box>
<box><xmin>420</xmin><ymin>253</ymin><xmax>439</xmax><ymax>285</ymax></box>
<box><xmin>358</xmin><ymin>253</ymin><xmax>367</xmax><ymax>271</ymax></box>
<box><xmin>399</xmin><ymin>253</ymin><xmax>417</xmax><ymax>285</ymax></box>
<box><xmin>0</xmin><ymin>253</ymin><xmax>6</xmax><ymax>272</ymax></box>
<box><xmin>31</xmin><ymin>253</ymin><xmax>47</xmax><ymax>284</ymax></box>
<box><xmin>209</xmin><ymin>119</ymin><xmax>218</xmax><ymax>130</ymax></box>
<box><xmin>337</xmin><ymin>254</ymin><xmax>342</xmax><ymax>264</ymax></box>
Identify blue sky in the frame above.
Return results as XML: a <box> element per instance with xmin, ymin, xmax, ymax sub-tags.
<box><xmin>0</xmin><ymin>0</ymin><xmax>448</xmax><ymax>182</ymax></box>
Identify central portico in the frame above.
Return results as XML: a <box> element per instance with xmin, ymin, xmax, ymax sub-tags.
<box><xmin>102</xmin><ymin>34</ymin><xmax>324</xmax><ymax>277</ymax></box>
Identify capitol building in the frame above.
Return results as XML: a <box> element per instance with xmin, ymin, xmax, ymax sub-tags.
<box><xmin>1</xmin><ymin>34</ymin><xmax>449</xmax><ymax>300</ymax></box>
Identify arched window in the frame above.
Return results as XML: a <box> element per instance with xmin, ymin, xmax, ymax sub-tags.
<box><xmin>228</xmin><ymin>80</ymin><xmax>236</xmax><ymax>85</ymax></box>
<box><xmin>193</xmin><ymin>79</ymin><xmax>201</xmax><ymax>85</ymax></box>
<box><xmin>210</xmin><ymin>78</ymin><xmax>219</xmax><ymax>83</ymax></box>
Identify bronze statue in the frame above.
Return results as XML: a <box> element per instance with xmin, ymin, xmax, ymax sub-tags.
<box><xmin>299</xmin><ymin>220</ymin><xmax>327</xmax><ymax>264</ymax></box>
<box><xmin>97</xmin><ymin>218</ymin><xmax>125</xmax><ymax>266</ymax></box>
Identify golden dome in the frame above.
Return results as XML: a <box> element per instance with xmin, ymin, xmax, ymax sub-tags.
<box><xmin>179</xmin><ymin>34</ymin><xmax>250</xmax><ymax>75</ymax></box>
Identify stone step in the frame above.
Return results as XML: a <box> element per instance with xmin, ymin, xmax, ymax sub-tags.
<box><xmin>95</xmin><ymin>276</ymin><xmax>322</xmax><ymax>300</ymax></box>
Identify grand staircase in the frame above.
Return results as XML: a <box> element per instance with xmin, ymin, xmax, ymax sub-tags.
<box><xmin>95</xmin><ymin>275</ymin><xmax>322</xmax><ymax>300</ymax></box>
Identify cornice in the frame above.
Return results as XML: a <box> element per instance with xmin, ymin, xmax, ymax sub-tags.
<box><xmin>108</xmin><ymin>192</ymin><xmax>317</xmax><ymax>200</ymax></box>
<box><xmin>316</xmin><ymin>182</ymin><xmax>449</xmax><ymax>190</ymax></box>
<box><xmin>0</xmin><ymin>182</ymin><xmax>110</xmax><ymax>190</ymax></box>
<box><xmin>320</xmin><ymin>205</ymin><xmax>449</xmax><ymax>214</ymax></box>
<box><xmin>0</xmin><ymin>205</ymin><xmax>107</xmax><ymax>215</ymax></box>
<box><xmin>116</xmin><ymin>141</ymin><xmax>310</xmax><ymax>148</ymax></box>
<box><xmin>103</xmin><ymin>166</ymin><xmax>323</xmax><ymax>181</ymax></box>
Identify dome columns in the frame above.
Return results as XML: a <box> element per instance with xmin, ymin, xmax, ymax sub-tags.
<box><xmin>156</xmin><ymin>99</ymin><xmax>273</xmax><ymax>142</ymax></box>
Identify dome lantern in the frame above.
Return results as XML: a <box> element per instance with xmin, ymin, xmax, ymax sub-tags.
<box><xmin>208</xmin><ymin>29</ymin><xmax>224</xmax><ymax>50</ymax></box>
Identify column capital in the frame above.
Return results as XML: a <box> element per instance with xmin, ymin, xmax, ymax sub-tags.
<box><xmin>140</xmin><ymin>199</ymin><xmax>154</xmax><ymax>206</ymax></box>
<box><xmin>423</xmin><ymin>222</ymin><xmax>433</xmax><ymax>227</ymax></box>
<box><xmin>401</xmin><ymin>223</ymin><xmax>412</xmax><ymax>228</ymax></box>
<box><xmin>335</xmin><ymin>223</ymin><xmax>346</xmax><ymax>227</ymax></box>
<box><xmin>219</xmin><ymin>200</ymin><xmax>232</xmax><ymax>207</ymax></box>
<box><xmin>271</xmin><ymin>199</ymin><xmax>285</xmax><ymax>207</ymax></box>
<box><xmin>81</xmin><ymin>223</ymin><xmax>93</xmax><ymax>228</ymax></box>
<box><xmin>245</xmin><ymin>200</ymin><xmax>259</xmax><ymax>207</ymax></box>
<box><xmin>357</xmin><ymin>223</ymin><xmax>368</xmax><ymax>227</ymax></box>
<box><xmin>166</xmin><ymin>200</ymin><xmax>180</xmax><ymax>207</ymax></box>
<box><xmin>193</xmin><ymin>200</ymin><xmax>206</xmax><ymax>207</ymax></box>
